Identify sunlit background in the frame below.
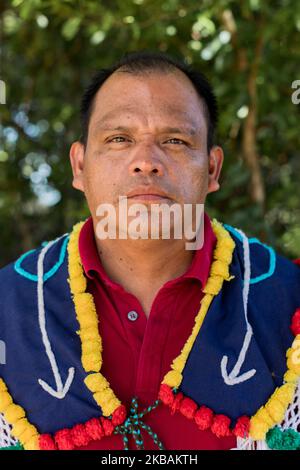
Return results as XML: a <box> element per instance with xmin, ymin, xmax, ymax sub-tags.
<box><xmin>0</xmin><ymin>0</ymin><xmax>300</xmax><ymax>266</ymax></box>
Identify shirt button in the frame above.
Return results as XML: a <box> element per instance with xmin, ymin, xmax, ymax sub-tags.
<box><xmin>127</xmin><ymin>310</ymin><xmax>139</xmax><ymax>321</ymax></box>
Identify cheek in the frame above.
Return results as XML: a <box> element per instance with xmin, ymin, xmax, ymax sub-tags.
<box><xmin>179</xmin><ymin>160</ymin><xmax>208</xmax><ymax>201</ymax></box>
<box><xmin>83</xmin><ymin>156</ymin><xmax>122</xmax><ymax>207</ymax></box>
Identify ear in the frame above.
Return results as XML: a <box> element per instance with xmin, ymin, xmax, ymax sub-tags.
<box><xmin>69</xmin><ymin>141</ymin><xmax>85</xmax><ymax>192</ymax></box>
<box><xmin>207</xmin><ymin>145</ymin><xmax>224</xmax><ymax>194</ymax></box>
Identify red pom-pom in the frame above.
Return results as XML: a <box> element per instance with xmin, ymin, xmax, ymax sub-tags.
<box><xmin>85</xmin><ymin>418</ymin><xmax>104</xmax><ymax>440</ymax></box>
<box><xmin>39</xmin><ymin>434</ymin><xmax>57</xmax><ymax>450</ymax></box>
<box><xmin>112</xmin><ymin>405</ymin><xmax>127</xmax><ymax>426</ymax></box>
<box><xmin>233</xmin><ymin>416</ymin><xmax>250</xmax><ymax>438</ymax></box>
<box><xmin>293</xmin><ymin>259</ymin><xmax>300</xmax><ymax>266</ymax></box>
<box><xmin>194</xmin><ymin>406</ymin><xmax>214</xmax><ymax>430</ymax></box>
<box><xmin>211</xmin><ymin>414</ymin><xmax>232</xmax><ymax>438</ymax></box>
<box><xmin>180</xmin><ymin>397</ymin><xmax>198</xmax><ymax>419</ymax></box>
<box><xmin>158</xmin><ymin>384</ymin><xmax>174</xmax><ymax>406</ymax></box>
<box><xmin>170</xmin><ymin>392</ymin><xmax>184</xmax><ymax>415</ymax></box>
<box><xmin>291</xmin><ymin>308</ymin><xmax>300</xmax><ymax>336</ymax></box>
<box><xmin>100</xmin><ymin>417</ymin><xmax>115</xmax><ymax>436</ymax></box>
<box><xmin>71</xmin><ymin>423</ymin><xmax>90</xmax><ymax>447</ymax></box>
<box><xmin>54</xmin><ymin>428</ymin><xmax>75</xmax><ymax>450</ymax></box>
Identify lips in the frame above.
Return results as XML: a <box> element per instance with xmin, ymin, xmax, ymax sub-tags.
<box><xmin>126</xmin><ymin>187</ymin><xmax>171</xmax><ymax>200</ymax></box>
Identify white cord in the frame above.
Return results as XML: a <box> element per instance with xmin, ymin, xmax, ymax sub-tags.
<box><xmin>221</xmin><ymin>228</ymin><xmax>256</xmax><ymax>385</ymax></box>
<box><xmin>37</xmin><ymin>236</ymin><xmax>75</xmax><ymax>399</ymax></box>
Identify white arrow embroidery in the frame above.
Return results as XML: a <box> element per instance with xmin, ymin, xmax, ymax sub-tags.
<box><xmin>37</xmin><ymin>236</ymin><xmax>75</xmax><ymax>399</ymax></box>
<box><xmin>221</xmin><ymin>228</ymin><xmax>256</xmax><ymax>385</ymax></box>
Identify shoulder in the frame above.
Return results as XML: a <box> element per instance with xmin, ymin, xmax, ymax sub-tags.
<box><xmin>223</xmin><ymin>222</ymin><xmax>300</xmax><ymax>288</ymax></box>
<box><xmin>0</xmin><ymin>233</ymin><xmax>70</xmax><ymax>308</ymax></box>
<box><xmin>221</xmin><ymin>222</ymin><xmax>300</xmax><ymax>344</ymax></box>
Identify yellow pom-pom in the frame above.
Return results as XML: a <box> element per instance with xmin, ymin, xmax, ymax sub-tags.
<box><xmin>181</xmin><ymin>338</ymin><xmax>194</xmax><ymax>355</ymax></box>
<box><xmin>287</xmin><ymin>355</ymin><xmax>300</xmax><ymax>375</ymax></box>
<box><xmin>81</xmin><ymin>339</ymin><xmax>102</xmax><ymax>355</ymax></box>
<box><xmin>72</xmin><ymin>222</ymin><xmax>85</xmax><ymax>234</ymax></box>
<box><xmin>162</xmin><ymin>370</ymin><xmax>182</xmax><ymax>388</ymax></box>
<box><xmin>219</xmin><ymin>237</ymin><xmax>235</xmax><ymax>251</ymax></box>
<box><xmin>0</xmin><ymin>391</ymin><xmax>13</xmax><ymax>412</ymax></box>
<box><xmin>4</xmin><ymin>404</ymin><xmax>26</xmax><ymax>424</ymax></box>
<box><xmin>272</xmin><ymin>384</ymin><xmax>296</xmax><ymax>407</ymax></box>
<box><xmin>23</xmin><ymin>435</ymin><xmax>39</xmax><ymax>450</ymax></box>
<box><xmin>74</xmin><ymin>292</ymin><xmax>97</xmax><ymax>311</ymax></box>
<box><xmin>171</xmin><ymin>356</ymin><xmax>187</xmax><ymax>373</ymax></box>
<box><xmin>211</xmin><ymin>219</ymin><xmax>223</xmax><ymax>233</ymax></box>
<box><xmin>12</xmin><ymin>418</ymin><xmax>29</xmax><ymax>438</ymax></box>
<box><xmin>249</xmin><ymin>416</ymin><xmax>270</xmax><ymax>440</ymax></box>
<box><xmin>93</xmin><ymin>390</ymin><xmax>121</xmax><ymax>417</ymax></box>
<box><xmin>200</xmin><ymin>293</ymin><xmax>213</xmax><ymax>310</ymax></box>
<box><xmin>79</xmin><ymin>327</ymin><xmax>102</xmax><ymax>344</ymax></box>
<box><xmin>75</xmin><ymin>294</ymin><xmax>98</xmax><ymax>328</ymax></box>
<box><xmin>18</xmin><ymin>424</ymin><xmax>39</xmax><ymax>443</ymax></box>
<box><xmin>202</xmin><ymin>276</ymin><xmax>223</xmax><ymax>295</ymax></box>
<box><xmin>101</xmin><ymin>399</ymin><xmax>121</xmax><ymax>417</ymax></box>
<box><xmin>94</xmin><ymin>388</ymin><xmax>115</xmax><ymax>404</ymax></box>
<box><xmin>0</xmin><ymin>379</ymin><xmax>7</xmax><ymax>392</ymax></box>
<box><xmin>82</xmin><ymin>353</ymin><xmax>102</xmax><ymax>372</ymax></box>
<box><xmin>77</xmin><ymin>316</ymin><xmax>98</xmax><ymax>331</ymax></box>
<box><xmin>69</xmin><ymin>261</ymin><xmax>85</xmax><ymax>279</ymax></box>
<box><xmin>210</xmin><ymin>260</ymin><xmax>230</xmax><ymax>278</ymax></box>
<box><xmin>67</xmin><ymin>244</ymin><xmax>81</xmax><ymax>265</ymax></box>
<box><xmin>84</xmin><ymin>373</ymin><xmax>110</xmax><ymax>392</ymax></box>
<box><xmin>70</xmin><ymin>276</ymin><xmax>87</xmax><ymax>295</ymax></box>
<box><xmin>213</xmin><ymin>246</ymin><xmax>233</xmax><ymax>263</ymax></box>
<box><xmin>284</xmin><ymin>370</ymin><xmax>298</xmax><ymax>383</ymax></box>
<box><xmin>287</xmin><ymin>337</ymin><xmax>300</xmax><ymax>358</ymax></box>
<box><xmin>75</xmin><ymin>316</ymin><xmax>98</xmax><ymax>333</ymax></box>
<box><xmin>293</xmin><ymin>334</ymin><xmax>300</xmax><ymax>346</ymax></box>
<box><xmin>265</xmin><ymin>399</ymin><xmax>286</xmax><ymax>423</ymax></box>
<box><xmin>253</xmin><ymin>406</ymin><xmax>275</xmax><ymax>427</ymax></box>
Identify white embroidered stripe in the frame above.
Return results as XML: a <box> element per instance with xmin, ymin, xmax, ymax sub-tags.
<box><xmin>37</xmin><ymin>236</ymin><xmax>75</xmax><ymax>399</ymax></box>
<box><xmin>221</xmin><ymin>228</ymin><xmax>257</xmax><ymax>385</ymax></box>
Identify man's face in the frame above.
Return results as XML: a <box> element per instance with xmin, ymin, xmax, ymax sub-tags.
<box><xmin>70</xmin><ymin>69</ymin><xmax>223</xmax><ymax>233</ymax></box>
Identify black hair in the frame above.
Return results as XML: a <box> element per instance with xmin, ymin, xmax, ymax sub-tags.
<box><xmin>79</xmin><ymin>50</ymin><xmax>218</xmax><ymax>152</ymax></box>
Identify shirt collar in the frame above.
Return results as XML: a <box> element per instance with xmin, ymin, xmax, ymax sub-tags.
<box><xmin>78</xmin><ymin>212</ymin><xmax>217</xmax><ymax>290</ymax></box>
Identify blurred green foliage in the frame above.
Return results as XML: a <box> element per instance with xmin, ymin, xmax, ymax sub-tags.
<box><xmin>0</xmin><ymin>0</ymin><xmax>300</xmax><ymax>266</ymax></box>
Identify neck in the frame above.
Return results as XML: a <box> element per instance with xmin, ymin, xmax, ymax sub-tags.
<box><xmin>92</xmin><ymin>221</ymin><xmax>194</xmax><ymax>318</ymax></box>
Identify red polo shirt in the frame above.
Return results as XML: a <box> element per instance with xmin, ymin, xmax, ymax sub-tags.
<box><xmin>77</xmin><ymin>213</ymin><xmax>236</xmax><ymax>450</ymax></box>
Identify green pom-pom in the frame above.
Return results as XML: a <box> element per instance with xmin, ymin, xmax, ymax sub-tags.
<box><xmin>281</xmin><ymin>429</ymin><xmax>300</xmax><ymax>450</ymax></box>
<box><xmin>0</xmin><ymin>442</ymin><xmax>24</xmax><ymax>450</ymax></box>
<box><xmin>266</xmin><ymin>427</ymin><xmax>284</xmax><ymax>449</ymax></box>
<box><xmin>267</xmin><ymin>426</ymin><xmax>300</xmax><ymax>450</ymax></box>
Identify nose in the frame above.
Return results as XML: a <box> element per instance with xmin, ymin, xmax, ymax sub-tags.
<box><xmin>128</xmin><ymin>141</ymin><xmax>165</xmax><ymax>176</ymax></box>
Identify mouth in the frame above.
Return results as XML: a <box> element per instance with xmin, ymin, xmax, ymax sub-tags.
<box><xmin>128</xmin><ymin>194</ymin><xmax>171</xmax><ymax>201</ymax></box>
<box><xmin>126</xmin><ymin>187</ymin><xmax>172</xmax><ymax>202</ymax></box>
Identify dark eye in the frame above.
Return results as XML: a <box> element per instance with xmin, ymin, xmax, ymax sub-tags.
<box><xmin>166</xmin><ymin>138</ymin><xmax>186</xmax><ymax>145</ymax></box>
<box><xmin>108</xmin><ymin>136</ymin><xmax>129</xmax><ymax>143</ymax></box>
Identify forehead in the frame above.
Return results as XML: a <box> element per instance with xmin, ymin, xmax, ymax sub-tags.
<box><xmin>89</xmin><ymin>69</ymin><xmax>207</xmax><ymax>130</ymax></box>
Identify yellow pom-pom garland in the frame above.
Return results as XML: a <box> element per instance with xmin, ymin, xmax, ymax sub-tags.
<box><xmin>2</xmin><ymin>217</ymin><xmax>298</xmax><ymax>449</ymax></box>
<box><xmin>249</xmin><ymin>334</ymin><xmax>300</xmax><ymax>440</ymax></box>
<box><xmin>0</xmin><ymin>379</ymin><xmax>40</xmax><ymax>450</ymax></box>
<box><xmin>162</xmin><ymin>219</ymin><xmax>236</xmax><ymax>388</ymax></box>
<box><xmin>68</xmin><ymin>221</ymin><xmax>122</xmax><ymax>417</ymax></box>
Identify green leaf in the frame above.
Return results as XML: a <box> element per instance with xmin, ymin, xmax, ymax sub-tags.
<box><xmin>61</xmin><ymin>17</ymin><xmax>81</xmax><ymax>40</ymax></box>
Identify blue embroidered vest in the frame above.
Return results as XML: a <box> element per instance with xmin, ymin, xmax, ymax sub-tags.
<box><xmin>0</xmin><ymin>223</ymin><xmax>300</xmax><ymax>446</ymax></box>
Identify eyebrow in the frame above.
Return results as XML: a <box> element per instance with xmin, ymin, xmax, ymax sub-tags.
<box><xmin>91</xmin><ymin>106</ymin><xmax>200</xmax><ymax>137</ymax></box>
<box><xmin>96</xmin><ymin>125</ymin><xmax>197</xmax><ymax>136</ymax></box>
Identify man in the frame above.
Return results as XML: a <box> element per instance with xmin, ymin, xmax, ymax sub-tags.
<box><xmin>0</xmin><ymin>51</ymin><xmax>300</xmax><ymax>451</ymax></box>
